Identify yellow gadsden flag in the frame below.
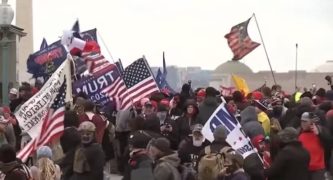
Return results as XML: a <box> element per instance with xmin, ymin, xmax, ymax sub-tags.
<box><xmin>232</xmin><ymin>74</ymin><xmax>250</xmax><ymax>96</ymax></box>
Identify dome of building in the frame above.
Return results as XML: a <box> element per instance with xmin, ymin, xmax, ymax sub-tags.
<box><xmin>313</xmin><ymin>60</ymin><xmax>333</xmax><ymax>73</ymax></box>
<box><xmin>214</xmin><ymin>60</ymin><xmax>253</xmax><ymax>74</ymax></box>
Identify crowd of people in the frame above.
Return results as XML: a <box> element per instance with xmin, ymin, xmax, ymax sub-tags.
<box><xmin>1</xmin><ymin>80</ymin><xmax>333</xmax><ymax>180</ymax></box>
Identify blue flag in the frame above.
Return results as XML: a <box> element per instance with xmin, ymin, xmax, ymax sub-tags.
<box><xmin>27</xmin><ymin>41</ymin><xmax>67</xmax><ymax>80</ymax></box>
<box><xmin>156</xmin><ymin>68</ymin><xmax>175</xmax><ymax>94</ymax></box>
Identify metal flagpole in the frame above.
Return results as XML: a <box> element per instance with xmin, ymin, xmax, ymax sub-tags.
<box><xmin>295</xmin><ymin>43</ymin><xmax>298</xmax><ymax>90</ymax></box>
<box><xmin>252</xmin><ymin>13</ymin><xmax>277</xmax><ymax>85</ymax></box>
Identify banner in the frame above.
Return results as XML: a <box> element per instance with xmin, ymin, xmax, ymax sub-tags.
<box><xmin>202</xmin><ymin>103</ymin><xmax>256</xmax><ymax>158</ymax></box>
<box><xmin>27</xmin><ymin>29</ymin><xmax>97</xmax><ymax>79</ymax></box>
<box><xmin>73</xmin><ymin>64</ymin><xmax>120</xmax><ymax>106</ymax></box>
<box><xmin>27</xmin><ymin>41</ymin><xmax>67</xmax><ymax>79</ymax></box>
<box><xmin>15</xmin><ymin>59</ymin><xmax>71</xmax><ymax>139</ymax></box>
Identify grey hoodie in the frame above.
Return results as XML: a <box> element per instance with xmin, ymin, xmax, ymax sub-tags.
<box><xmin>240</xmin><ymin>106</ymin><xmax>265</xmax><ymax>139</ymax></box>
<box><xmin>154</xmin><ymin>153</ymin><xmax>181</xmax><ymax>180</ymax></box>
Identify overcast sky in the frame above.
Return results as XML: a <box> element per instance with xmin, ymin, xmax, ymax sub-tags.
<box><xmin>10</xmin><ymin>0</ymin><xmax>333</xmax><ymax>72</ymax></box>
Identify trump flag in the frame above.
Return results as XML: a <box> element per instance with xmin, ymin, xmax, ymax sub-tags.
<box><xmin>202</xmin><ymin>103</ymin><xmax>256</xmax><ymax>158</ymax></box>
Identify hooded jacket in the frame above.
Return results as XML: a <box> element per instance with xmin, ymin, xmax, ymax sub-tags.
<box><xmin>197</xmin><ymin>97</ymin><xmax>219</xmax><ymax>125</ymax></box>
<box><xmin>153</xmin><ymin>153</ymin><xmax>182</xmax><ymax>180</ymax></box>
<box><xmin>264</xmin><ymin>141</ymin><xmax>310</xmax><ymax>180</ymax></box>
<box><xmin>176</xmin><ymin>101</ymin><xmax>200</xmax><ymax>141</ymax></box>
<box><xmin>240</xmin><ymin>106</ymin><xmax>265</xmax><ymax>139</ymax></box>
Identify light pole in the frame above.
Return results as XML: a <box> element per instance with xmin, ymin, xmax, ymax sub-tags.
<box><xmin>0</xmin><ymin>0</ymin><xmax>14</xmax><ymax>105</ymax></box>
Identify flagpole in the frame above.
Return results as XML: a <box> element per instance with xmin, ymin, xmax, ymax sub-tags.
<box><xmin>97</xmin><ymin>31</ymin><xmax>116</xmax><ymax>63</ymax></box>
<box><xmin>252</xmin><ymin>13</ymin><xmax>277</xmax><ymax>85</ymax></box>
<box><xmin>295</xmin><ymin>43</ymin><xmax>298</xmax><ymax>90</ymax></box>
<box><xmin>97</xmin><ymin>32</ymin><xmax>138</xmax><ymax>110</ymax></box>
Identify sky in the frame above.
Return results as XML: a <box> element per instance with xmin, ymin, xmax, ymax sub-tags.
<box><xmin>10</xmin><ymin>0</ymin><xmax>333</xmax><ymax>72</ymax></box>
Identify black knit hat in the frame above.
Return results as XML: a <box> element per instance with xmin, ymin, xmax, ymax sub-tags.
<box><xmin>149</xmin><ymin>137</ymin><xmax>173</xmax><ymax>154</ymax></box>
<box><xmin>129</xmin><ymin>130</ymin><xmax>152</xmax><ymax>149</ymax></box>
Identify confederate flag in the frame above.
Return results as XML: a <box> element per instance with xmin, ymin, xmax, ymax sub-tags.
<box><xmin>225</xmin><ymin>18</ymin><xmax>260</xmax><ymax>60</ymax></box>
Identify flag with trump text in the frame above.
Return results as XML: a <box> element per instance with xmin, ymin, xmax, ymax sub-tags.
<box><xmin>202</xmin><ymin>103</ymin><xmax>256</xmax><ymax>158</ymax></box>
<box><xmin>225</xmin><ymin>18</ymin><xmax>260</xmax><ymax>60</ymax></box>
<box><xmin>119</xmin><ymin>58</ymin><xmax>159</xmax><ymax>109</ymax></box>
<box><xmin>15</xmin><ymin>59</ymin><xmax>72</xmax><ymax>161</ymax></box>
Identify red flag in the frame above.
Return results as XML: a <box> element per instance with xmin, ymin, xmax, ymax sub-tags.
<box><xmin>225</xmin><ymin>18</ymin><xmax>260</xmax><ymax>60</ymax></box>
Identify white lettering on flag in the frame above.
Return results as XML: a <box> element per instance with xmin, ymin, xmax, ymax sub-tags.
<box><xmin>202</xmin><ymin>103</ymin><xmax>256</xmax><ymax>158</ymax></box>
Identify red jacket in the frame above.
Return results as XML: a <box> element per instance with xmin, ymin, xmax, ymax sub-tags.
<box><xmin>299</xmin><ymin>131</ymin><xmax>325</xmax><ymax>171</ymax></box>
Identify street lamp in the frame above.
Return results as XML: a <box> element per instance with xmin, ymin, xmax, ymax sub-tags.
<box><xmin>0</xmin><ymin>0</ymin><xmax>14</xmax><ymax>105</ymax></box>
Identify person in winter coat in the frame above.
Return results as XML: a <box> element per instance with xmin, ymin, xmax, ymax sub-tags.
<box><xmin>253</xmin><ymin>100</ymin><xmax>271</xmax><ymax>136</ymax></box>
<box><xmin>264</xmin><ymin>127</ymin><xmax>310</xmax><ymax>180</ymax></box>
<box><xmin>218</xmin><ymin>151</ymin><xmax>249</xmax><ymax>180</ymax></box>
<box><xmin>148</xmin><ymin>137</ymin><xmax>182</xmax><ymax>180</ymax></box>
<box><xmin>197</xmin><ymin>87</ymin><xmax>220</xmax><ymax>125</ymax></box>
<box><xmin>72</xmin><ymin>121</ymin><xmax>105</xmax><ymax>180</ymax></box>
<box><xmin>240</xmin><ymin>106</ymin><xmax>265</xmax><ymax>139</ymax></box>
<box><xmin>30</xmin><ymin>146</ymin><xmax>61</xmax><ymax>180</ymax></box>
<box><xmin>59</xmin><ymin>127</ymin><xmax>81</xmax><ymax>180</ymax></box>
<box><xmin>78</xmin><ymin>100</ymin><xmax>107</xmax><ymax>144</ymax></box>
<box><xmin>0</xmin><ymin>144</ymin><xmax>31</xmax><ymax>180</ymax></box>
<box><xmin>178</xmin><ymin>124</ymin><xmax>210</xmax><ymax>167</ymax></box>
<box><xmin>0</xmin><ymin>107</ymin><xmax>16</xmax><ymax>148</ymax></box>
<box><xmin>298</xmin><ymin>112</ymin><xmax>331</xmax><ymax>180</ymax></box>
<box><xmin>176</xmin><ymin>100</ymin><xmax>200</xmax><ymax>141</ymax></box>
<box><xmin>158</xmin><ymin>104</ymin><xmax>179</xmax><ymax>150</ymax></box>
<box><xmin>122</xmin><ymin>130</ymin><xmax>154</xmax><ymax>180</ymax></box>
<box><xmin>197</xmin><ymin>125</ymin><xmax>230</xmax><ymax>171</ymax></box>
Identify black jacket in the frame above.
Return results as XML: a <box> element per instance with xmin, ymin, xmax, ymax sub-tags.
<box><xmin>178</xmin><ymin>137</ymin><xmax>210</xmax><ymax>165</ymax></box>
<box><xmin>176</xmin><ymin>115</ymin><xmax>200</xmax><ymax>142</ymax></box>
<box><xmin>71</xmin><ymin>143</ymin><xmax>105</xmax><ymax>180</ymax></box>
<box><xmin>197</xmin><ymin>97</ymin><xmax>219</xmax><ymax>125</ymax></box>
<box><xmin>123</xmin><ymin>152</ymin><xmax>154</xmax><ymax>180</ymax></box>
<box><xmin>264</xmin><ymin>141</ymin><xmax>310</xmax><ymax>180</ymax></box>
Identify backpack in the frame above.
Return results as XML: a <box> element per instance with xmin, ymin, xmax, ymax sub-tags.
<box><xmin>7</xmin><ymin>163</ymin><xmax>33</xmax><ymax>180</ymax></box>
<box><xmin>197</xmin><ymin>146</ymin><xmax>232</xmax><ymax>180</ymax></box>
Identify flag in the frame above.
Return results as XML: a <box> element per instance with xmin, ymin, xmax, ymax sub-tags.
<box><xmin>16</xmin><ymin>59</ymin><xmax>72</xmax><ymax>162</ymax></box>
<box><xmin>252</xmin><ymin>82</ymin><xmax>266</xmax><ymax>93</ymax></box>
<box><xmin>232</xmin><ymin>74</ymin><xmax>250</xmax><ymax>96</ymax></box>
<box><xmin>225</xmin><ymin>18</ymin><xmax>260</xmax><ymax>60</ymax></box>
<box><xmin>72</xmin><ymin>20</ymin><xmax>81</xmax><ymax>39</ymax></box>
<box><xmin>115</xmin><ymin>59</ymin><xmax>124</xmax><ymax>75</ymax></box>
<box><xmin>84</xmin><ymin>53</ymin><xmax>110</xmax><ymax>74</ymax></box>
<box><xmin>202</xmin><ymin>103</ymin><xmax>256</xmax><ymax>158</ymax></box>
<box><xmin>220</xmin><ymin>85</ymin><xmax>236</xmax><ymax>97</ymax></box>
<box><xmin>27</xmin><ymin>41</ymin><xmax>67</xmax><ymax>80</ymax></box>
<box><xmin>156</xmin><ymin>68</ymin><xmax>175</xmax><ymax>95</ymax></box>
<box><xmin>120</xmin><ymin>58</ymin><xmax>159</xmax><ymax>109</ymax></box>
<box><xmin>163</xmin><ymin>51</ymin><xmax>167</xmax><ymax>75</ymax></box>
<box><xmin>40</xmin><ymin>38</ymin><xmax>48</xmax><ymax>50</ymax></box>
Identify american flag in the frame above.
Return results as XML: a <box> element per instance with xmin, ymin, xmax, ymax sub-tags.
<box><xmin>84</xmin><ymin>53</ymin><xmax>111</xmax><ymax>74</ymax></box>
<box><xmin>102</xmin><ymin>73</ymin><xmax>128</xmax><ymax>110</ymax></box>
<box><xmin>225</xmin><ymin>18</ymin><xmax>260</xmax><ymax>61</ymax></box>
<box><xmin>17</xmin><ymin>80</ymin><xmax>67</xmax><ymax>162</ymax></box>
<box><xmin>120</xmin><ymin>58</ymin><xmax>159</xmax><ymax>109</ymax></box>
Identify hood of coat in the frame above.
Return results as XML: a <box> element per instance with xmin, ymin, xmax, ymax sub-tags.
<box><xmin>240</xmin><ymin>106</ymin><xmax>258</xmax><ymax>125</ymax></box>
<box><xmin>157</xmin><ymin>152</ymin><xmax>180</xmax><ymax>168</ymax></box>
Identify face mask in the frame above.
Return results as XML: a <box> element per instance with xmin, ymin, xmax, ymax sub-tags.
<box><xmin>193</xmin><ymin>137</ymin><xmax>204</xmax><ymax>147</ymax></box>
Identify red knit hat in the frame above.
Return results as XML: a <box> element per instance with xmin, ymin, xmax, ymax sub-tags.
<box><xmin>252</xmin><ymin>91</ymin><xmax>263</xmax><ymax>101</ymax></box>
<box><xmin>197</xmin><ymin>89</ymin><xmax>206</xmax><ymax>97</ymax></box>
